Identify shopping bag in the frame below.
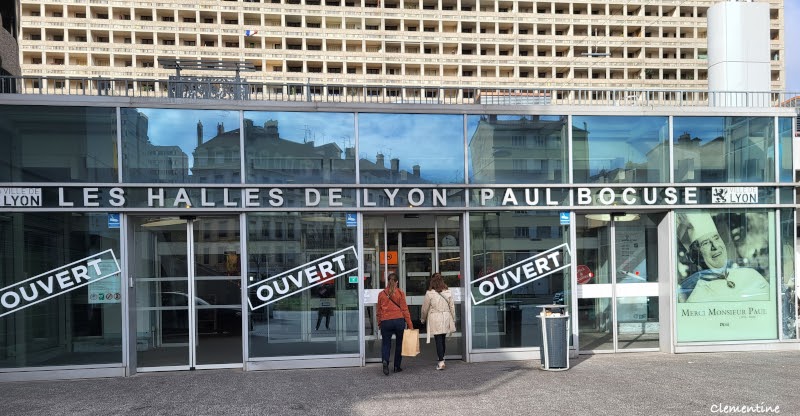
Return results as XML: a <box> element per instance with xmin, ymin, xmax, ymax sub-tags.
<box><xmin>401</xmin><ymin>329</ymin><xmax>420</xmax><ymax>356</ymax></box>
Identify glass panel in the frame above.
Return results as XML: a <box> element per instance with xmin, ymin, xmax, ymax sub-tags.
<box><xmin>121</xmin><ymin>108</ymin><xmax>240</xmax><ymax>183</ymax></box>
<box><xmin>469</xmin><ymin>211</ymin><xmax>570</xmax><ymax>349</ymax></box>
<box><xmin>577</xmin><ymin>298</ymin><xmax>613</xmax><ymax>351</ymax></box>
<box><xmin>780</xmin><ymin>209</ymin><xmax>796</xmax><ymax>339</ymax></box>
<box><xmin>576</xmin><ymin>215</ymin><xmax>611</xmax><ymax>285</ymax></box>
<box><xmin>467</xmin><ymin>114</ymin><xmax>568</xmax><ymax>184</ymax></box>
<box><xmin>572</xmin><ymin>116</ymin><xmax>669</xmax><ymax>183</ymax></box>
<box><xmin>247</xmin><ymin>212</ymin><xmax>358</xmax><ymax>358</ymax></box>
<box><xmin>616</xmin><ymin>296</ymin><xmax>659</xmax><ymax>350</ymax></box>
<box><xmin>243</xmin><ymin>111</ymin><xmax>356</xmax><ymax>184</ymax></box>
<box><xmin>193</xmin><ymin>217</ymin><xmax>242</xmax><ymax>365</ymax></box>
<box><xmin>673</xmin><ymin>117</ymin><xmax>774</xmax><ymax>183</ymax></box>
<box><xmin>132</xmin><ymin>217</ymin><xmax>189</xmax><ymax>367</ymax></box>
<box><xmin>778</xmin><ymin>117</ymin><xmax>793</xmax><ymax>183</ymax></box>
<box><xmin>404</xmin><ymin>252</ymin><xmax>432</xmax><ymax>297</ymax></box>
<box><xmin>615</xmin><ymin>214</ymin><xmax>659</xmax><ymax>284</ymax></box>
<box><xmin>0</xmin><ymin>105</ymin><xmax>117</xmax><ymax>182</ymax></box>
<box><xmin>358</xmin><ymin>113</ymin><xmax>465</xmax><ymax>184</ymax></box>
<box><xmin>0</xmin><ymin>213</ymin><xmax>122</xmax><ymax>368</ymax></box>
<box><xmin>675</xmin><ymin>209</ymin><xmax>778</xmax><ymax>342</ymax></box>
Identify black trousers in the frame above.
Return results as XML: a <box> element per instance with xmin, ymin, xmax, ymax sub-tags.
<box><xmin>434</xmin><ymin>334</ymin><xmax>446</xmax><ymax>361</ymax></box>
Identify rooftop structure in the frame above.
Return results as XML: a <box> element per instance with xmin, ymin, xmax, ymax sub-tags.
<box><xmin>16</xmin><ymin>0</ymin><xmax>787</xmax><ymax>99</ymax></box>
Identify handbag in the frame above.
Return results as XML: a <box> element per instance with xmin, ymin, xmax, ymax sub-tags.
<box><xmin>401</xmin><ymin>328</ymin><xmax>420</xmax><ymax>356</ymax></box>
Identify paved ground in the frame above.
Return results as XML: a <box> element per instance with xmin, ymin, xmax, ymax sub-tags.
<box><xmin>1</xmin><ymin>351</ymin><xmax>797</xmax><ymax>416</ymax></box>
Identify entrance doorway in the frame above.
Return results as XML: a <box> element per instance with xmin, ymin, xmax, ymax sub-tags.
<box><xmin>130</xmin><ymin>215</ymin><xmax>243</xmax><ymax>370</ymax></box>
<box><xmin>575</xmin><ymin>212</ymin><xmax>667</xmax><ymax>352</ymax></box>
<box><xmin>363</xmin><ymin>214</ymin><xmax>464</xmax><ymax>363</ymax></box>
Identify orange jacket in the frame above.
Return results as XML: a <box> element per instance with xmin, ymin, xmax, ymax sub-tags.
<box><xmin>376</xmin><ymin>288</ymin><xmax>413</xmax><ymax>329</ymax></box>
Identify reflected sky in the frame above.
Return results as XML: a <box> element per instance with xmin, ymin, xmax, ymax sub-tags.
<box><xmin>137</xmin><ymin>108</ymin><xmax>240</xmax><ymax>168</ymax></box>
<box><xmin>573</xmin><ymin>116</ymin><xmax>668</xmax><ymax>162</ymax></box>
<box><xmin>672</xmin><ymin>117</ymin><xmax>729</xmax><ymax>144</ymax></box>
<box><xmin>359</xmin><ymin>113</ymin><xmax>464</xmax><ymax>183</ymax></box>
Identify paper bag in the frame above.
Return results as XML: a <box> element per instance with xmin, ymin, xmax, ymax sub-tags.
<box><xmin>401</xmin><ymin>328</ymin><xmax>420</xmax><ymax>356</ymax></box>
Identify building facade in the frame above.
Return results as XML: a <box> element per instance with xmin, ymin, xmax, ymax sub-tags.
<box><xmin>16</xmin><ymin>0</ymin><xmax>786</xmax><ymax>94</ymax></box>
<box><xmin>0</xmin><ymin>91</ymin><xmax>796</xmax><ymax>381</ymax></box>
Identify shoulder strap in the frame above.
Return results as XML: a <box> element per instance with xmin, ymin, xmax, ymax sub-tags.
<box><xmin>386</xmin><ymin>291</ymin><xmax>403</xmax><ymax>310</ymax></box>
<box><xmin>437</xmin><ymin>291</ymin><xmax>456</xmax><ymax>321</ymax></box>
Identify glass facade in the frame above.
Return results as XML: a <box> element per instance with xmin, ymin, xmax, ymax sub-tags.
<box><xmin>469</xmin><ymin>211</ymin><xmax>569</xmax><ymax>349</ymax></box>
<box><xmin>121</xmin><ymin>108</ymin><xmax>240</xmax><ymax>184</ymax></box>
<box><xmin>673</xmin><ymin>117</ymin><xmax>774</xmax><ymax>183</ymax></box>
<box><xmin>0</xmin><ymin>213</ymin><xmax>123</xmax><ymax>368</ymax></box>
<box><xmin>0</xmin><ymin>102</ymin><xmax>796</xmax><ymax>378</ymax></box>
<box><xmin>246</xmin><ymin>212</ymin><xmax>359</xmax><ymax>358</ymax></box>
<box><xmin>0</xmin><ymin>106</ymin><xmax>117</xmax><ymax>183</ymax></box>
<box><xmin>572</xmin><ymin>116</ymin><xmax>669</xmax><ymax>184</ymax></box>
<box><xmin>468</xmin><ymin>115</ymin><xmax>568</xmax><ymax>184</ymax></box>
<box><xmin>243</xmin><ymin>111</ymin><xmax>356</xmax><ymax>184</ymax></box>
<box><xmin>358</xmin><ymin>113</ymin><xmax>465</xmax><ymax>184</ymax></box>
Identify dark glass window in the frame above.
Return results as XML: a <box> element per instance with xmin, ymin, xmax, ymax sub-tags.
<box><xmin>0</xmin><ymin>106</ymin><xmax>117</xmax><ymax>182</ymax></box>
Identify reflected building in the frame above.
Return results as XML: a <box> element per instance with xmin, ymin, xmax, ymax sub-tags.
<box><xmin>469</xmin><ymin>115</ymin><xmax>570</xmax><ymax>184</ymax></box>
<box><xmin>121</xmin><ymin>110</ymin><xmax>190</xmax><ymax>183</ymax></box>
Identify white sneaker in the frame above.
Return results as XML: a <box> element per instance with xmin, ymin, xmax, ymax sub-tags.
<box><xmin>436</xmin><ymin>361</ymin><xmax>445</xmax><ymax>370</ymax></box>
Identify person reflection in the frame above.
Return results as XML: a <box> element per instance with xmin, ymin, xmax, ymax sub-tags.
<box><xmin>315</xmin><ymin>276</ymin><xmax>335</xmax><ymax>330</ymax></box>
<box><xmin>678</xmin><ymin>213</ymin><xmax>769</xmax><ymax>303</ymax></box>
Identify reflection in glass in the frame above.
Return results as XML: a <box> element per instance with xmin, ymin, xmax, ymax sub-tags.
<box><xmin>0</xmin><ymin>105</ymin><xmax>118</xmax><ymax>182</ymax></box>
<box><xmin>778</xmin><ymin>117</ymin><xmax>793</xmax><ymax>183</ymax></box>
<box><xmin>468</xmin><ymin>114</ymin><xmax>568</xmax><ymax>184</ymax></box>
<box><xmin>243</xmin><ymin>112</ymin><xmax>356</xmax><ymax>184</ymax></box>
<box><xmin>578</xmin><ymin>298</ymin><xmax>613</xmax><ymax>351</ymax></box>
<box><xmin>780</xmin><ymin>209</ymin><xmax>796</xmax><ymax>339</ymax></box>
<box><xmin>615</xmin><ymin>214</ymin><xmax>659</xmax><ymax>284</ymax></box>
<box><xmin>575</xmin><ymin>215</ymin><xmax>611</xmax><ymax>285</ymax></box>
<box><xmin>359</xmin><ymin>113</ymin><xmax>465</xmax><ymax>184</ymax></box>
<box><xmin>247</xmin><ymin>212</ymin><xmax>358</xmax><ymax>358</ymax></box>
<box><xmin>616</xmin><ymin>297</ymin><xmax>659</xmax><ymax>350</ymax></box>
<box><xmin>132</xmin><ymin>217</ymin><xmax>190</xmax><ymax>367</ymax></box>
<box><xmin>470</xmin><ymin>211</ymin><xmax>569</xmax><ymax>349</ymax></box>
<box><xmin>121</xmin><ymin>108</ymin><xmax>240</xmax><ymax>183</ymax></box>
<box><xmin>673</xmin><ymin>117</ymin><xmax>774</xmax><ymax>183</ymax></box>
<box><xmin>193</xmin><ymin>217</ymin><xmax>243</xmax><ymax>365</ymax></box>
<box><xmin>0</xmin><ymin>213</ymin><xmax>122</xmax><ymax>369</ymax></box>
<box><xmin>572</xmin><ymin>116</ymin><xmax>669</xmax><ymax>183</ymax></box>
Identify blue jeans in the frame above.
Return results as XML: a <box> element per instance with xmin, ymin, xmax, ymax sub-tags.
<box><xmin>380</xmin><ymin>318</ymin><xmax>406</xmax><ymax>368</ymax></box>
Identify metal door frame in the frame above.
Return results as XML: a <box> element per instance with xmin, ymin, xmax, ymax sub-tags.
<box><xmin>134</xmin><ymin>215</ymin><xmax>243</xmax><ymax>372</ymax></box>
<box><xmin>576</xmin><ymin>214</ymin><xmax>661</xmax><ymax>354</ymax></box>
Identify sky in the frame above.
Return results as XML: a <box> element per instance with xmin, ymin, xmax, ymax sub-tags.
<box><xmin>787</xmin><ymin>0</ymin><xmax>799</xmax><ymax>92</ymax></box>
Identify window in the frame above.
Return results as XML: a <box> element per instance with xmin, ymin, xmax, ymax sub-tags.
<box><xmin>514</xmin><ymin>227</ymin><xmax>530</xmax><ymax>238</ymax></box>
<box><xmin>141</xmin><ymin>38</ymin><xmax>153</xmax><ymax>44</ymax></box>
<box><xmin>162</xmin><ymin>16</ymin><xmax>175</xmax><ymax>22</ymax></box>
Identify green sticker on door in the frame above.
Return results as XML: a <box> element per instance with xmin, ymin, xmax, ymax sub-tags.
<box><xmin>348</xmin><ymin>276</ymin><xmax>358</xmax><ymax>284</ymax></box>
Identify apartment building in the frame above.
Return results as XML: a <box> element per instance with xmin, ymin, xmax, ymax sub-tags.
<box><xmin>16</xmin><ymin>0</ymin><xmax>786</xmax><ymax>92</ymax></box>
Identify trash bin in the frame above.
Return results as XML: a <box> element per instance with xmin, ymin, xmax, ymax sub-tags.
<box><xmin>537</xmin><ymin>304</ymin><xmax>570</xmax><ymax>371</ymax></box>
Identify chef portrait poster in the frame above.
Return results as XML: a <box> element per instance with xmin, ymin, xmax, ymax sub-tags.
<box><xmin>675</xmin><ymin>209</ymin><xmax>777</xmax><ymax>342</ymax></box>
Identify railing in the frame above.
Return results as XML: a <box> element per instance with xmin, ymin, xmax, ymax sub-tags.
<box><xmin>0</xmin><ymin>75</ymin><xmax>798</xmax><ymax>109</ymax></box>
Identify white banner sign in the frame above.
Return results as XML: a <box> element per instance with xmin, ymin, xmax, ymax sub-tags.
<box><xmin>0</xmin><ymin>249</ymin><xmax>121</xmax><ymax>317</ymax></box>
<box><xmin>247</xmin><ymin>246</ymin><xmax>358</xmax><ymax>310</ymax></box>
<box><xmin>471</xmin><ymin>244</ymin><xmax>571</xmax><ymax>305</ymax></box>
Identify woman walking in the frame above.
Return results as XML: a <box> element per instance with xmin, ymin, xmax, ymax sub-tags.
<box><xmin>421</xmin><ymin>272</ymin><xmax>456</xmax><ymax>370</ymax></box>
<box><xmin>376</xmin><ymin>272</ymin><xmax>413</xmax><ymax>375</ymax></box>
